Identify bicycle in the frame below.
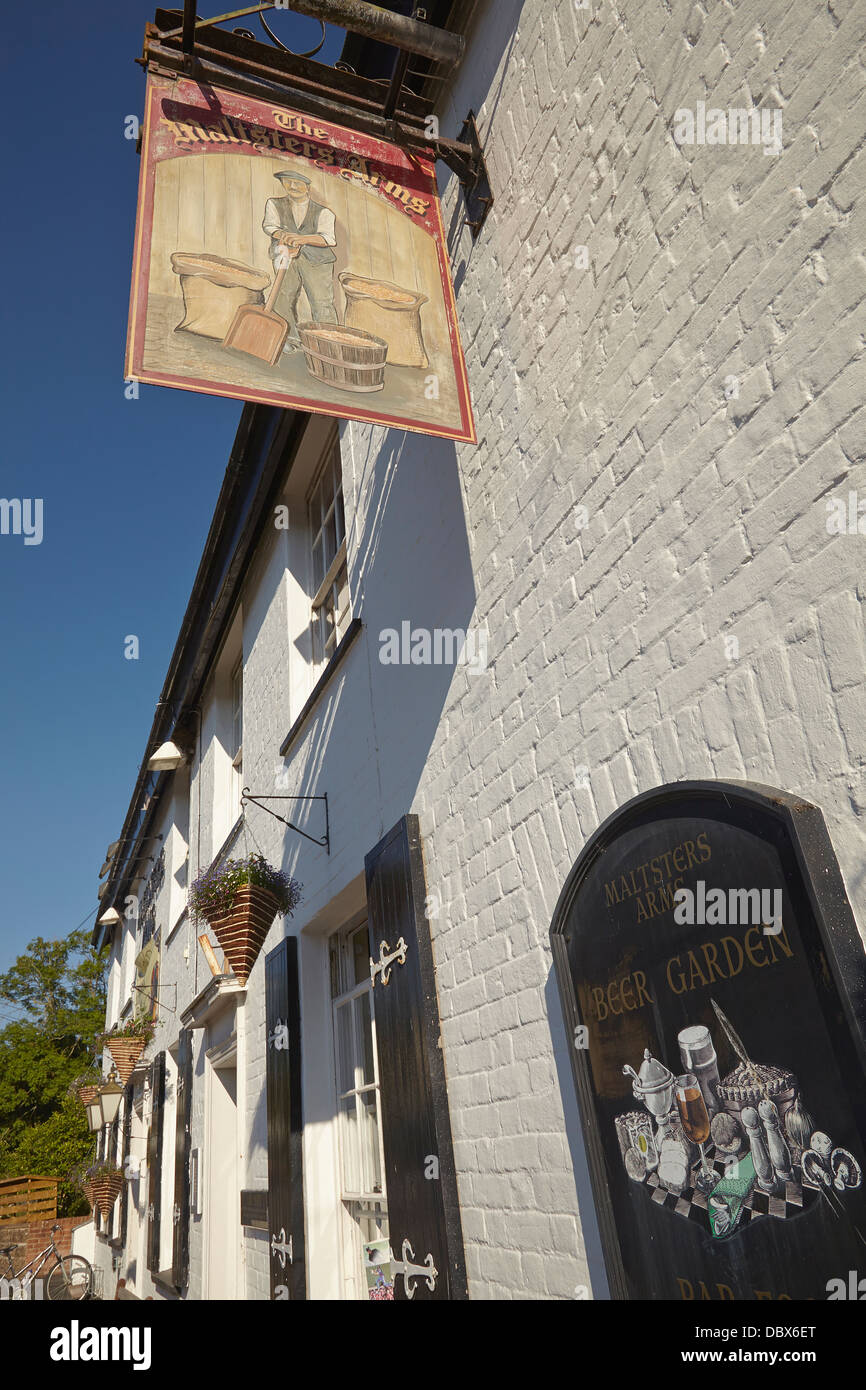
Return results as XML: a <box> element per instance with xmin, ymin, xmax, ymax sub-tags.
<box><xmin>0</xmin><ymin>1223</ymin><xmax>93</xmax><ymax>1301</ymax></box>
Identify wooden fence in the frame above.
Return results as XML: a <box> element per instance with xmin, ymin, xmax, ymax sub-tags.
<box><xmin>0</xmin><ymin>1176</ymin><xmax>59</xmax><ymax>1224</ymax></box>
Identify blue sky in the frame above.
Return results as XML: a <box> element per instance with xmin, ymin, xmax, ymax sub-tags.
<box><xmin>0</xmin><ymin>1</ymin><xmax>345</xmax><ymax>992</ymax></box>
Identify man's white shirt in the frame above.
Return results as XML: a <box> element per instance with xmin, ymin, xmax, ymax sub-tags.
<box><xmin>262</xmin><ymin>197</ymin><xmax>336</xmax><ymax>246</ymax></box>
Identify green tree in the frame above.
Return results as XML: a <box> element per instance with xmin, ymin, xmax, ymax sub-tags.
<box><xmin>0</xmin><ymin>927</ymin><xmax>108</xmax><ymax>1215</ymax></box>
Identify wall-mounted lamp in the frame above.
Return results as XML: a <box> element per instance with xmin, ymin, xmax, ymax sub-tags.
<box><xmin>97</xmin><ymin>907</ymin><xmax>122</xmax><ymax>927</ymax></box>
<box><xmin>147</xmin><ymin>741</ymin><xmax>187</xmax><ymax>771</ymax></box>
<box><xmin>85</xmin><ymin>1096</ymin><xmax>103</xmax><ymax>1133</ymax></box>
<box><xmin>98</xmin><ymin>840</ymin><xmax>122</xmax><ymax>879</ymax></box>
<box><xmin>98</xmin><ymin>1080</ymin><xmax>125</xmax><ymax>1126</ymax></box>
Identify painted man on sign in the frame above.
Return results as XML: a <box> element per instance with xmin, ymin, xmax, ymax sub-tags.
<box><xmin>262</xmin><ymin>168</ymin><xmax>338</xmax><ymax>351</ymax></box>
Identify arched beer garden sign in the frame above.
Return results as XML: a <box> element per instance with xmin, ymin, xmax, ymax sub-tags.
<box><xmin>550</xmin><ymin>782</ymin><xmax>866</xmax><ymax>1301</ymax></box>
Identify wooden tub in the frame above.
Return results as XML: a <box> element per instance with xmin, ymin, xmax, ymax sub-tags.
<box><xmin>297</xmin><ymin>323</ymin><xmax>388</xmax><ymax>393</ymax></box>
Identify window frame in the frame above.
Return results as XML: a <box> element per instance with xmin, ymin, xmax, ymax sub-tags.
<box><xmin>230</xmin><ymin>656</ymin><xmax>243</xmax><ymax>811</ymax></box>
<box><xmin>329</xmin><ymin>921</ymin><xmax>392</xmax><ymax>1299</ymax></box>
<box><xmin>308</xmin><ymin>437</ymin><xmax>351</xmax><ymax>668</ymax></box>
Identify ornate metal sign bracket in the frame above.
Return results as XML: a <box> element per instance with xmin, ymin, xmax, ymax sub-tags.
<box><xmin>143</xmin><ymin>7</ymin><xmax>492</xmax><ymax>239</ymax></box>
<box><xmin>370</xmin><ymin>937</ymin><xmax>408</xmax><ymax>987</ymax></box>
<box><xmin>391</xmin><ymin>1239</ymin><xmax>437</xmax><ymax>1298</ymax></box>
<box><xmin>169</xmin><ymin>1</ymin><xmax>463</xmax><ymax>65</ymax></box>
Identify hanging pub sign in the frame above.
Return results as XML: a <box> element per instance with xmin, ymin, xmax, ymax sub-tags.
<box><xmin>134</xmin><ymin>934</ymin><xmax>160</xmax><ymax>1022</ymax></box>
<box><xmin>126</xmin><ymin>73</ymin><xmax>475</xmax><ymax>443</ymax></box>
<box><xmin>550</xmin><ymin>781</ymin><xmax>866</xmax><ymax>1301</ymax></box>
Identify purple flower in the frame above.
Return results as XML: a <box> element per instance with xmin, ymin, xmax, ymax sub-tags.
<box><xmin>189</xmin><ymin>852</ymin><xmax>302</xmax><ymax>921</ymax></box>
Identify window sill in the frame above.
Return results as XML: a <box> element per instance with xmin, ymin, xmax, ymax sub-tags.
<box><xmin>279</xmin><ymin>617</ymin><xmax>362</xmax><ymax>758</ymax></box>
<box><xmin>151</xmin><ymin>1268</ymin><xmax>181</xmax><ymax>1295</ymax></box>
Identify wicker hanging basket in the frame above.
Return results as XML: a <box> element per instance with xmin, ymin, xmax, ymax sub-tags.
<box><xmin>89</xmin><ymin>1172</ymin><xmax>124</xmax><ymax>1221</ymax></box>
<box><xmin>77</xmin><ymin>1085</ymin><xmax>101</xmax><ymax>1107</ymax></box>
<box><xmin>205</xmin><ymin>884</ymin><xmax>281</xmax><ymax>986</ymax></box>
<box><xmin>105</xmin><ymin>1036</ymin><xmax>147</xmax><ymax>1086</ymax></box>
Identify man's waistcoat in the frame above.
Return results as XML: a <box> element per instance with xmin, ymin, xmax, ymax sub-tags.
<box><xmin>269</xmin><ymin>197</ymin><xmax>337</xmax><ymax>264</ymax></box>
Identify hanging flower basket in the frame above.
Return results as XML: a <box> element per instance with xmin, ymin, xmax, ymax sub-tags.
<box><xmin>68</xmin><ymin>1071</ymin><xmax>105</xmax><ymax>1108</ymax></box>
<box><xmin>189</xmin><ymin>853</ymin><xmax>302</xmax><ymax>986</ymax></box>
<box><xmin>84</xmin><ymin>1163</ymin><xmax>124</xmax><ymax>1220</ymax></box>
<box><xmin>98</xmin><ymin>1018</ymin><xmax>156</xmax><ymax>1086</ymax></box>
<box><xmin>106</xmin><ymin>1039</ymin><xmax>145</xmax><ymax>1086</ymax></box>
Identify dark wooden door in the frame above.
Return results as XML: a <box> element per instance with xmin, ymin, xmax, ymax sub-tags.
<box><xmin>171</xmin><ymin>1029</ymin><xmax>193</xmax><ymax>1289</ymax></box>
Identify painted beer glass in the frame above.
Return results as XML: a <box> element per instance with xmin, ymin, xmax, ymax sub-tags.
<box><xmin>675</xmin><ymin>1072</ymin><xmax>715</xmax><ymax>1193</ymax></box>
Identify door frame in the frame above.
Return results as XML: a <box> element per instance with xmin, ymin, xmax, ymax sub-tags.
<box><xmin>203</xmin><ymin>1034</ymin><xmax>240</xmax><ymax>1300</ymax></box>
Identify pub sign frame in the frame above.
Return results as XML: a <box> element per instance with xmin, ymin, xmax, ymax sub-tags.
<box><xmin>126</xmin><ymin>73</ymin><xmax>476</xmax><ymax>443</ymax></box>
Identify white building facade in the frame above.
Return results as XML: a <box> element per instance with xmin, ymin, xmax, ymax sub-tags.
<box><xmin>88</xmin><ymin>0</ymin><xmax>865</xmax><ymax>1300</ymax></box>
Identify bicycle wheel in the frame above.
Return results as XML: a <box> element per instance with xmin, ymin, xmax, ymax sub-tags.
<box><xmin>46</xmin><ymin>1255</ymin><xmax>92</xmax><ymax>1301</ymax></box>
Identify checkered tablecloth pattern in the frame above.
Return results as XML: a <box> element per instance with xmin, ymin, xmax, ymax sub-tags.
<box><xmin>643</xmin><ymin>1145</ymin><xmax>819</xmax><ymax>1228</ymax></box>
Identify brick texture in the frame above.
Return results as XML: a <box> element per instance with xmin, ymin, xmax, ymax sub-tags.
<box><xmin>0</xmin><ymin>1216</ymin><xmax>90</xmax><ymax>1267</ymax></box>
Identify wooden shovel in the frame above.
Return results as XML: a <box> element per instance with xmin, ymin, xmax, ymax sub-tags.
<box><xmin>222</xmin><ymin>247</ymin><xmax>297</xmax><ymax>364</ymax></box>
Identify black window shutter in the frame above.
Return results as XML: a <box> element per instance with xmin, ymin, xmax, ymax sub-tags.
<box><xmin>95</xmin><ymin>1129</ymin><xmax>105</xmax><ymax>1238</ymax></box>
<box><xmin>365</xmin><ymin>814</ymin><xmax>468</xmax><ymax>1300</ymax></box>
<box><xmin>107</xmin><ymin>1116</ymin><xmax>120</xmax><ymax>1241</ymax></box>
<box><xmin>171</xmin><ymin>1029</ymin><xmax>193</xmax><ymax>1289</ymax></box>
<box><xmin>119</xmin><ymin>1092</ymin><xmax>132</xmax><ymax>1248</ymax></box>
<box><xmin>146</xmin><ymin>1052</ymin><xmax>165</xmax><ymax>1274</ymax></box>
<box><xmin>265</xmin><ymin>936</ymin><xmax>305</xmax><ymax>1300</ymax></box>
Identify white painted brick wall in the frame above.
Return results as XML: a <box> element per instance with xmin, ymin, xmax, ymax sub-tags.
<box><xmin>345</xmin><ymin>0</ymin><xmax>864</xmax><ymax>1299</ymax></box>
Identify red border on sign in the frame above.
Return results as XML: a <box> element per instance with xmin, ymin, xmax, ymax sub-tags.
<box><xmin>125</xmin><ymin>75</ymin><xmax>476</xmax><ymax>444</ymax></box>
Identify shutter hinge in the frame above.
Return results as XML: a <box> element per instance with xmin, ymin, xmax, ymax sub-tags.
<box><xmin>391</xmin><ymin>1239</ymin><xmax>437</xmax><ymax>1298</ymax></box>
<box><xmin>370</xmin><ymin>937</ymin><xmax>408</xmax><ymax>987</ymax></box>
<box><xmin>271</xmin><ymin>1228</ymin><xmax>293</xmax><ymax>1267</ymax></box>
<box><xmin>172</xmin><ymin>1203</ymin><xmax>181</xmax><ymax>1226</ymax></box>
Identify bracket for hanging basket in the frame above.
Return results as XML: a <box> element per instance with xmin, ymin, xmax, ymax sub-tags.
<box><xmin>241</xmin><ymin>788</ymin><xmax>329</xmax><ymax>853</ymax></box>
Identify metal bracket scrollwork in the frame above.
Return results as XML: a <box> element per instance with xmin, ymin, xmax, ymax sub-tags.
<box><xmin>271</xmin><ymin>1227</ymin><xmax>293</xmax><ymax>1268</ymax></box>
<box><xmin>370</xmin><ymin>937</ymin><xmax>408</xmax><ymax>987</ymax></box>
<box><xmin>391</xmin><ymin>1239</ymin><xmax>437</xmax><ymax>1299</ymax></box>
